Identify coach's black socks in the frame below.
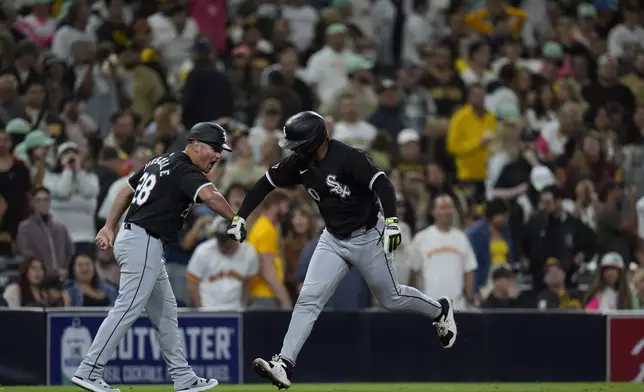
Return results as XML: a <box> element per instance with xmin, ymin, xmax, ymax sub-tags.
<box><xmin>433</xmin><ymin>299</ymin><xmax>448</xmax><ymax>322</ymax></box>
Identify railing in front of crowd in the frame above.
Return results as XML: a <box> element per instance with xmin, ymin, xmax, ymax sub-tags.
<box><xmin>0</xmin><ymin>308</ymin><xmax>642</xmax><ymax>386</ymax></box>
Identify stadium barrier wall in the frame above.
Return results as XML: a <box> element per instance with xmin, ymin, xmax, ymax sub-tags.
<box><xmin>1</xmin><ymin>309</ymin><xmax>642</xmax><ymax>385</ymax></box>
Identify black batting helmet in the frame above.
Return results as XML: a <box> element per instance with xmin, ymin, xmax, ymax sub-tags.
<box><xmin>279</xmin><ymin>111</ymin><xmax>327</xmax><ymax>159</ymax></box>
<box><xmin>187</xmin><ymin>122</ymin><xmax>232</xmax><ymax>152</ymax></box>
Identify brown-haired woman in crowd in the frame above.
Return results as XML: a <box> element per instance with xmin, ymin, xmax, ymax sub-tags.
<box><xmin>584</xmin><ymin>252</ymin><xmax>633</xmax><ymax>311</ymax></box>
<box><xmin>563</xmin><ymin>131</ymin><xmax>619</xmax><ymax>194</ymax></box>
<box><xmin>282</xmin><ymin>204</ymin><xmax>319</xmax><ymax>298</ymax></box>
<box><xmin>2</xmin><ymin>257</ymin><xmax>46</xmax><ymax>308</ymax></box>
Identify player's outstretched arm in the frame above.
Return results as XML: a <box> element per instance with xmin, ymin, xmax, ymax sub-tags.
<box><xmin>197</xmin><ymin>185</ymin><xmax>236</xmax><ymax>220</ymax></box>
<box><xmin>227</xmin><ymin>176</ymin><xmax>276</xmax><ymax>242</ymax></box>
<box><xmin>236</xmin><ymin>175</ymin><xmax>276</xmax><ymax>219</ymax></box>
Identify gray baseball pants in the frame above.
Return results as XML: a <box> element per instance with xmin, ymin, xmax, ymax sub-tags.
<box><xmin>280</xmin><ymin>219</ymin><xmax>443</xmax><ymax>364</ymax></box>
<box><xmin>74</xmin><ymin>223</ymin><xmax>198</xmax><ymax>389</ymax></box>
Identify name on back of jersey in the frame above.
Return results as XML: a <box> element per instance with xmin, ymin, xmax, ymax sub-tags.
<box><xmin>146</xmin><ymin>154</ymin><xmax>173</xmax><ymax>177</ymax></box>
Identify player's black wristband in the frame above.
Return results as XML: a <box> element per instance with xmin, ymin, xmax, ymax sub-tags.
<box><xmin>372</xmin><ymin>174</ymin><xmax>397</xmax><ymax>218</ymax></box>
<box><xmin>237</xmin><ymin>175</ymin><xmax>275</xmax><ymax>219</ymax></box>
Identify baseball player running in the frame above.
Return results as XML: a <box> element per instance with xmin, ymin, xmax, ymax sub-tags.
<box><xmin>227</xmin><ymin>111</ymin><xmax>457</xmax><ymax>389</ymax></box>
<box><xmin>72</xmin><ymin>123</ymin><xmax>243</xmax><ymax>392</ymax></box>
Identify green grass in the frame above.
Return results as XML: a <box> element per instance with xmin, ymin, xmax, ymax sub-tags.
<box><xmin>0</xmin><ymin>383</ymin><xmax>637</xmax><ymax>392</ymax></box>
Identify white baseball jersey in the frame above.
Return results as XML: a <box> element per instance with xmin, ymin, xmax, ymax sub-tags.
<box><xmin>411</xmin><ymin>225</ymin><xmax>478</xmax><ymax>310</ymax></box>
<box><xmin>187</xmin><ymin>239</ymin><xmax>259</xmax><ymax>311</ymax></box>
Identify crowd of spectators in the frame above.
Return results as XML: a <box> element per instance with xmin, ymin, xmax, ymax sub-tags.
<box><xmin>1</xmin><ymin>0</ymin><xmax>644</xmax><ymax>313</ymax></box>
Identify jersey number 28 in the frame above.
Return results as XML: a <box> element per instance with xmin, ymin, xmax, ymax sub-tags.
<box><xmin>132</xmin><ymin>173</ymin><xmax>157</xmax><ymax>206</ymax></box>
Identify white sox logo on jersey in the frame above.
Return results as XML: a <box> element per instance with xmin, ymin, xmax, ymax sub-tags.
<box><xmin>326</xmin><ymin>174</ymin><xmax>351</xmax><ymax>198</ymax></box>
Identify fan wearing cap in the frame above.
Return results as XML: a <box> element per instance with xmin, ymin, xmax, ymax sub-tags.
<box><xmin>330</xmin><ymin>92</ymin><xmax>377</xmax><ymax>151</ymax></box>
<box><xmin>584</xmin><ymin>252</ymin><xmax>633</xmax><ymax>310</ymax></box>
<box><xmin>4</xmin><ymin>118</ymin><xmax>31</xmax><ymax>151</ymax></box>
<box><xmin>524</xmin><ymin>184</ymin><xmax>597</xmax><ymax>288</ymax></box>
<box><xmin>13</xmin><ymin>129</ymin><xmax>55</xmax><ymax>186</ymax></box>
<box><xmin>536</xmin><ymin>257</ymin><xmax>583</xmax><ymax>310</ymax></box>
<box><xmin>480</xmin><ymin>265</ymin><xmax>523</xmax><ymax>308</ymax></box>
<box><xmin>304</xmin><ymin>23</ymin><xmax>352</xmax><ymax>105</ymax></box>
<box><xmin>186</xmin><ymin>217</ymin><xmax>259</xmax><ymax>311</ymax></box>
<box><xmin>42</xmin><ymin>141</ymin><xmax>99</xmax><ymax>254</ymax></box>
<box><xmin>73</xmin><ymin>121</ymin><xmax>237</xmax><ymax>392</ymax></box>
<box><xmin>367</xmin><ymin>78</ymin><xmax>406</xmax><ymax>140</ymax></box>
<box><xmin>395</xmin><ymin>128</ymin><xmax>426</xmax><ymax>176</ymax></box>
<box><xmin>320</xmin><ymin>53</ymin><xmax>377</xmax><ymax>120</ymax></box>
<box><xmin>486</xmin><ymin>106</ymin><xmax>542</xmax><ymax>202</ymax></box>
<box><xmin>173</xmin><ymin>36</ymin><xmax>227</xmax><ymax>91</ymax></box>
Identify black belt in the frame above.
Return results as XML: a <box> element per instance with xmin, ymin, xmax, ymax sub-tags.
<box><xmin>124</xmin><ymin>222</ymin><xmax>162</xmax><ymax>241</ymax></box>
<box><xmin>331</xmin><ymin>220</ymin><xmax>377</xmax><ymax>240</ymax></box>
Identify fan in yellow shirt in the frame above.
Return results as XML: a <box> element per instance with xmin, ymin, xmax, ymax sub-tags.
<box><xmin>447</xmin><ymin>84</ymin><xmax>496</xmax><ymax>203</ymax></box>
<box><xmin>464</xmin><ymin>1</ymin><xmax>527</xmax><ymax>35</ymax></box>
<box><xmin>247</xmin><ymin>191</ymin><xmax>293</xmax><ymax>309</ymax></box>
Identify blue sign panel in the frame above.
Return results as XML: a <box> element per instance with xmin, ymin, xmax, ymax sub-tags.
<box><xmin>47</xmin><ymin>312</ymin><xmax>242</xmax><ymax>385</ymax></box>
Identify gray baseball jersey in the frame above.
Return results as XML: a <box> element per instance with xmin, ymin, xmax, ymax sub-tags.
<box><xmin>263</xmin><ymin>140</ymin><xmax>443</xmax><ymax>364</ymax></box>
<box><xmin>74</xmin><ymin>152</ymin><xmax>211</xmax><ymax>390</ymax></box>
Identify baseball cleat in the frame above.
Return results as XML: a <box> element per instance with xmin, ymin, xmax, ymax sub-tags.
<box><xmin>434</xmin><ymin>296</ymin><xmax>457</xmax><ymax>348</ymax></box>
<box><xmin>175</xmin><ymin>377</ymin><xmax>219</xmax><ymax>392</ymax></box>
<box><xmin>71</xmin><ymin>376</ymin><xmax>120</xmax><ymax>392</ymax></box>
<box><xmin>252</xmin><ymin>355</ymin><xmax>292</xmax><ymax>389</ymax></box>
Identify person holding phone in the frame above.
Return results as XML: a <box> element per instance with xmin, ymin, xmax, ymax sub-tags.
<box><xmin>43</xmin><ymin>141</ymin><xmax>100</xmax><ymax>256</ymax></box>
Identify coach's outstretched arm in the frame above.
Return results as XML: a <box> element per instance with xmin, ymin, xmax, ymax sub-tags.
<box><xmin>196</xmin><ymin>184</ymin><xmax>236</xmax><ymax>221</ymax></box>
<box><xmin>227</xmin><ymin>175</ymin><xmax>275</xmax><ymax>242</ymax></box>
<box><xmin>96</xmin><ymin>184</ymin><xmax>134</xmax><ymax>250</ymax></box>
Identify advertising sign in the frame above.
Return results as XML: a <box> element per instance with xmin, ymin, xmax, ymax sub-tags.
<box><xmin>47</xmin><ymin>311</ymin><xmax>242</xmax><ymax>385</ymax></box>
<box><xmin>608</xmin><ymin>315</ymin><xmax>644</xmax><ymax>382</ymax></box>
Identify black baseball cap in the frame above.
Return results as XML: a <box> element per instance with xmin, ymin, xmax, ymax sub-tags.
<box><xmin>520</xmin><ymin>128</ymin><xmax>539</xmax><ymax>142</ymax></box>
<box><xmin>492</xmin><ymin>265</ymin><xmax>515</xmax><ymax>280</ymax></box>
